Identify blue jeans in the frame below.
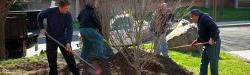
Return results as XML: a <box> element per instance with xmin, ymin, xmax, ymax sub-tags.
<box><xmin>152</xmin><ymin>32</ymin><xmax>168</xmax><ymax>57</ymax></box>
<box><xmin>80</xmin><ymin>28</ymin><xmax>104</xmax><ymax>61</ymax></box>
<box><xmin>200</xmin><ymin>37</ymin><xmax>221</xmax><ymax>75</ymax></box>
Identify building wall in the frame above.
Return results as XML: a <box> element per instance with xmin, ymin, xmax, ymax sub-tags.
<box><xmin>238</xmin><ymin>0</ymin><xmax>250</xmax><ymax>8</ymax></box>
<box><xmin>207</xmin><ymin>0</ymin><xmax>235</xmax><ymax>8</ymax></box>
<box><xmin>193</xmin><ymin>0</ymin><xmax>205</xmax><ymax>7</ymax></box>
<box><xmin>203</xmin><ymin>0</ymin><xmax>250</xmax><ymax>8</ymax></box>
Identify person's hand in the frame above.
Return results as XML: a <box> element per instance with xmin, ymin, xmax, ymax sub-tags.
<box><xmin>66</xmin><ymin>43</ymin><xmax>74</xmax><ymax>55</ymax></box>
<box><xmin>191</xmin><ymin>39</ymin><xmax>198</xmax><ymax>47</ymax></box>
<box><xmin>208</xmin><ymin>38</ymin><xmax>215</xmax><ymax>45</ymax></box>
<box><xmin>40</xmin><ymin>29</ymin><xmax>47</xmax><ymax>35</ymax></box>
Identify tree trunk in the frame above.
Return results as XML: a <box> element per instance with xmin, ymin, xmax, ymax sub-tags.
<box><xmin>0</xmin><ymin>0</ymin><xmax>15</xmax><ymax>59</ymax></box>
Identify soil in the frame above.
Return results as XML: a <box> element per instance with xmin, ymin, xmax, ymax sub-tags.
<box><xmin>108</xmin><ymin>49</ymin><xmax>193</xmax><ymax>75</ymax></box>
<box><xmin>0</xmin><ymin>49</ymin><xmax>192</xmax><ymax>75</ymax></box>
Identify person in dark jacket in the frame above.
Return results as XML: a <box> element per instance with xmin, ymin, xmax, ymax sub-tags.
<box><xmin>38</xmin><ymin>0</ymin><xmax>79</xmax><ymax>75</ymax></box>
<box><xmin>77</xmin><ymin>0</ymin><xmax>103</xmax><ymax>62</ymax></box>
<box><xmin>77</xmin><ymin>0</ymin><xmax>105</xmax><ymax>74</ymax></box>
<box><xmin>190</xmin><ymin>9</ymin><xmax>221</xmax><ymax>75</ymax></box>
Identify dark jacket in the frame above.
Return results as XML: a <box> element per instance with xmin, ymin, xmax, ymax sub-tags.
<box><xmin>77</xmin><ymin>6</ymin><xmax>101</xmax><ymax>32</ymax></box>
<box><xmin>197</xmin><ymin>13</ymin><xmax>220</xmax><ymax>45</ymax></box>
<box><xmin>38</xmin><ymin>7</ymin><xmax>73</xmax><ymax>43</ymax></box>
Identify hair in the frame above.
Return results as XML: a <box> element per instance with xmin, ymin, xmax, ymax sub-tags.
<box><xmin>191</xmin><ymin>9</ymin><xmax>202</xmax><ymax>16</ymax></box>
<box><xmin>85</xmin><ymin>0</ymin><xmax>97</xmax><ymax>8</ymax></box>
<box><xmin>58</xmin><ymin>0</ymin><xmax>71</xmax><ymax>7</ymax></box>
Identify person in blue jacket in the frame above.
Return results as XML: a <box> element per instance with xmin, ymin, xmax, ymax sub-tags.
<box><xmin>37</xmin><ymin>0</ymin><xmax>79</xmax><ymax>75</ymax></box>
<box><xmin>190</xmin><ymin>9</ymin><xmax>221</xmax><ymax>75</ymax></box>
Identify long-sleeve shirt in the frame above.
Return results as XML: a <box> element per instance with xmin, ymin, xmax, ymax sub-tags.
<box><xmin>38</xmin><ymin>7</ymin><xmax>73</xmax><ymax>43</ymax></box>
<box><xmin>197</xmin><ymin>13</ymin><xmax>220</xmax><ymax>45</ymax></box>
<box><xmin>77</xmin><ymin>6</ymin><xmax>101</xmax><ymax>32</ymax></box>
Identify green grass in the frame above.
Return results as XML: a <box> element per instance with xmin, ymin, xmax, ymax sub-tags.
<box><xmin>140</xmin><ymin>43</ymin><xmax>250</xmax><ymax>75</ymax></box>
<box><xmin>199</xmin><ymin>7</ymin><xmax>250</xmax><ymax>21</ymax></box>
<box><xmin>73</xmin><ymin>21</ymin><xmax>80</xmax><ymax>31</ymax></box>
<box><xmin>0</xmin><ymin>53</ymin><xmax>47</xmax><ymax>68</ymax></box>
<box><xmin>169</xmin><ymin>51</ymin><xmax>250</xmax><ymax>75</ymax></box>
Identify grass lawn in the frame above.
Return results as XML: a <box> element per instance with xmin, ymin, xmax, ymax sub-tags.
<box><xmin>0</xmin><ymin>53</ymin><xmax>47</xmax><ymax>68</ymax></box>
<box><xmin>140</xmin><ymin>43</ymin><xmax>250</xmax><ymax>75</ymax></box>
<box><xmin>199</xmin><ymin>7</ymin><xmax>250</xmax><ymax>21</ymax></box>
<box><xmin>73</xmin><ymin>21</ymin><xmax>80</xmax><ymax>31</ymax></box>
<box><xmin>169</xmin><ymin>51</ymin><xmax>250</xmax><ymax>75</ymax></box>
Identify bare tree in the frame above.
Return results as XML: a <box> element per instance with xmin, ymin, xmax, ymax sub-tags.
<box><xmin>0</xmin><ymin>0</ymin><xmax>15</xmax><ymax>59</ymax></box>
<box><xmin>80</xmin><ymin>0</ymin><xmax>193</xmax><ymax>74</ymax></box>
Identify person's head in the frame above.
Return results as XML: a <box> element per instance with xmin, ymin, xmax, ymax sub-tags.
<box><xmin>86</xmin><ymin>0</ymin><xmax>98</xmax><ymax>8</ymax></box>
<box><xmin>159</xmin><ymin>3</ymin><xmax>169</xmax><ymax>14</ymax></box>
<box><xmin>58</xmin><ymin>0</ymin><xmax>71</xmax><ymax>14</ymax></box>
<box><xmin>190</xmin><ymin>9</ymin><xmax>202</xmax><ymax>23</ymax></box>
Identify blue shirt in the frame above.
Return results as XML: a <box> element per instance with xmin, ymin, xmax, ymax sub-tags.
<box><xmin>38</xmin><ymin>7</ymin><xmax>73</xmax><ymax>43</ymax></box>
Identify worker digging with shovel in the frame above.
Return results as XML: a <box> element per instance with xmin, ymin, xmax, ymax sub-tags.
<box><xmin>38</xmin><ymin>0</ymin><xmax>79</xmax><ymax>75</ymax></box>
<box><xmin>190</xmin><ymin>9</ymin><xmax>221</xmax><ymax>75</ymax></box>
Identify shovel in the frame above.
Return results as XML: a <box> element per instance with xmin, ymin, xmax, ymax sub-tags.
<box><xmin>45</xmin><ymin>34</ymin><xmax>96</xmax><ymax>70</ymax></box>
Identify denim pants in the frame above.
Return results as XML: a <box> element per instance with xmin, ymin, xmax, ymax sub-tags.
<box><xmin>200</xmin><ymin>37</ymin><xmax>221</xmax><ymax>75</ymax></box>
<box><xmin>152</xmin><ymin>32</ymin><xmax>168</xmax><ymax>57</ymax></box>
<box><xmin>80</xmin><ymin>28</ymin><xmax>104</xmax><ymax>61</ymax></box>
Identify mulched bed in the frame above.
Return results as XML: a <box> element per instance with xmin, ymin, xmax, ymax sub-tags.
<box><xmin>0</xmin><ymin>49</ymin><xmax>192</xmax><ymax>75</ymax></box>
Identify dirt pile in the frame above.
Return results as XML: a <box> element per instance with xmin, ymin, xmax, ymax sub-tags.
<box><xmin>108</xmin><ymin>50</ymin><xmax>192</xmax><ymax>75</ymax></box>
<box><xmin>0</xmin><ymin>49</ymin><xmax>192</xmax><ymax>75</ymax></box>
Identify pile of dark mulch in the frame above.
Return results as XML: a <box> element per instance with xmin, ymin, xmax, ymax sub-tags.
<box><xmin>108</xmin><ymin>50</ymin><xmax>193</xmax><ymax>75</ymax></box>
<box><xmin>73</xmin><ymin>48</ymin><xmax>193</xmax><ymax>75</ymax></box>
<box><xmin>0</xmin><ymin>48</ymin><xmax>192</xmax><ymax>75</ymax></box>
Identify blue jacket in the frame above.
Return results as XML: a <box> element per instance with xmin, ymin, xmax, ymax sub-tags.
<box><xmin>197</xmin><ymin>13</ymin><xmax>220</xmax><ymax>45</ymax></box>
<box><xmin>38</xmin><ymin>7</ymin><xmax>73</xmax><ymax>43</ymax></box>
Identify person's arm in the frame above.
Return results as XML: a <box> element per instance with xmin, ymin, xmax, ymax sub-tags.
<box><xmin>38</xmin><ymin>9</ymin><xmax>51</xmax><ymax>29</ymax></box>
<box><xmin>150</xmin><ymin>12</ymin><xmax>157</xmax><ymax>32</ymax></box>
<box><xmin>205</xmin><ymin>17</ymin><xmax>219</xmax><ymax>41</ymax></box>
<box><xmin>37</xmin><ymin>9</ymin><xmax>51</xmax><ymax>35</ymax></box>
<box><xmin>65</xmin><ymin>13</ymin><xmax>73</xmax><ymax>44</ymax></box>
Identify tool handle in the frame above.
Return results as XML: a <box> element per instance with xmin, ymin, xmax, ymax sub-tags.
<box><xmin>167</xmin><ymin>42</ymin><xmax>209</xmax><ymax>50</ymax></box>
<box><xmin>45</xmin><ymin>34</ymin><xmax>96</xmax><ymax>70</ymax></box>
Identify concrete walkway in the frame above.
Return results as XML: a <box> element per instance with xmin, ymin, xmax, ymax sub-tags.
<box><xmin>217</xmin><ymin>20</ymin><xmax>250</xmax><ymax>28</ymax></box>
<box><xmin>218</xmin><ymin>21</ymin><xmax>250</xmax><ymax>61</ymax></box>
<box><xmin>226</xmin><ymin>50</ymin><xmax>250</xmax><ymax>61</ymax></box>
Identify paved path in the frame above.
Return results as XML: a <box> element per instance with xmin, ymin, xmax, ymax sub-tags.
<box><xmin>218</xmin><ymin>21</ymin><xmax>250</xmax><ymax>61</ymax></box>
<box><xmin>226</xmin><ymin>50</ymin><xmax>250</xmax><ymax>61</ymax></box>
<box><xmin>217</xmin><ymin>20</ymin><xmax>250</xmax><ymax>27</ymax></box>
<box><xmin>220</xmin><ymin>27</ymin><xmax>250</xmax><ymax>51</ymax></box>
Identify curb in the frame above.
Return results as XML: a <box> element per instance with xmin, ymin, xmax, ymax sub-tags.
<box><xmin>218</xmin><ymin>24</ymin><xmax>250</xmax><ymax>28</ymax></box>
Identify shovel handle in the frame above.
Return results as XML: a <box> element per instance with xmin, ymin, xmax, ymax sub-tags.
<box><xmin>167</xmin><ymin>42</ymin><xmax>209</xmax><ymax>50</ymax></box>
<box><xmin>45</xmin><ymin>34</ymin><xmax>96</xmax><ymax>70</ymax></box>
